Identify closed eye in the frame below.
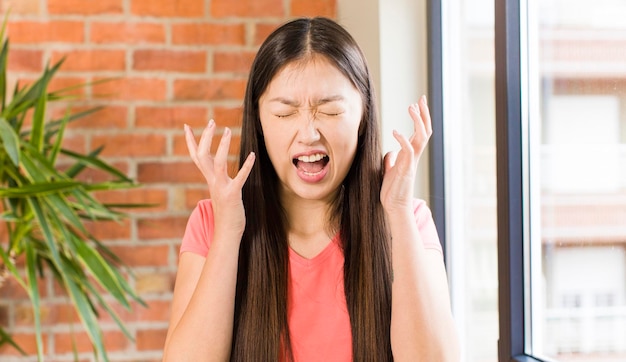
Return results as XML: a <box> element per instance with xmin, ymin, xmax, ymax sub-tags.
<box><xmin>275</xmin><ymin>112</ymin><xmax>297</xmax><ymax>118</ymax></box>
<box><xmin>318</xmin><ymin>110</ymin><xmax>344</xmax><ymax>117</ymax></box>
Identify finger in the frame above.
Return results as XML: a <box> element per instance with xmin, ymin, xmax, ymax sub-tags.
<box><xmin>233</xmin><ymin>152</ymin><xmax>256</xmax><ymax>187</ymax></box>
<box><xmin>419</xmin><ymin>95</ymin><xmax>433</xmax><ymax>136</ymax></box>
<box><xmin>383</xmin><ymin>151</ymin><xmax>397</xmax><ymax>173</ymax></box>
<box><xmin>408</xmin><ymin>102</ymin><xmax>426</xmax><ymax>144</ymax></box>
<box><xmin>184</xmin><ymin>124</ymin><xmax>199</xmax><ymax>162</ymax></box>
<box><xmin>214</xmin><ymin>127</ymin><xmax>232</xmax><ymax>174</ymax></box>
<box><xmin>197</xmin><ymin>119</ymin><xmax>216</xmax><ymax>159</ymax></box>
<box><xmin>392</xmin><ymin>130</ymin><xmax>415</xmax><ymax>173</ymax></box>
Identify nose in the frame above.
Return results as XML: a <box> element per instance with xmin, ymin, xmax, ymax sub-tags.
<box><xmin>297</xmin><ymin>110</ymin><xmax>320</xmax><ymax>144</ymax></box>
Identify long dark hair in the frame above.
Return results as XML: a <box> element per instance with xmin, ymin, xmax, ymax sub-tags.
<box><xmin>234</xmin><ymin>17</ymin><xmax>393</xmax><ymax>361</ymax></box>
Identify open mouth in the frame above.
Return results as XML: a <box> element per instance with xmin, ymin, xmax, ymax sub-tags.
<box><xmin>292</xmin><ymin>153</ymin><xmax>330</xmax><ymax>176</ymax></box>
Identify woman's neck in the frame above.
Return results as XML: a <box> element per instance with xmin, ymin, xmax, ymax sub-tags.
<box><xmin>280</xmin><ymin>191</ymin><xmax>340</xmax><ymax>257</ymax></box>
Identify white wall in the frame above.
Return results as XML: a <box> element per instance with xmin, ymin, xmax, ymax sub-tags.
<box><xmin>337</xmin><ymin>0</ymin><xmax>431</xmax><ymax>200</ymax></box>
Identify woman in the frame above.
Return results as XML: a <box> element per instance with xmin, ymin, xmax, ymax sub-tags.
<box><xmin>163</xmin><ymin>17</ymin><xmax>459</xmax><ymax>362</ymax></box>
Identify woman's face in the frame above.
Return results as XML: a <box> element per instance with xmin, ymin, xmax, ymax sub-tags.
<box><xmin>258</xmin><ymin>55</ymin><xmax>364</xmax><ymax>204</ymax></box>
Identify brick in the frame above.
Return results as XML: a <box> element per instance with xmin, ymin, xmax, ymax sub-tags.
<box><xmin>93</xmin><ymin>188</ymin><xmax>168</xmax><ymax>212</ymax></box>
<box><xmin>137</xmin><ymin>328</ymin><xmax>168</xmax><ymax>351</ymax></box>
<box><xmin>1</xmin><ymin>0</ymin><xmax>40</xmax><ymax>14</ymax></box>
<box><xmin>213</xmin><ymin>106</ymin><xmax>244</xmax><ymax>128</ymax></box>
<box><xmin>137</xmin><ymin>161</ymin><xmax>205</xmax><ymax>183</ymax></box>
<box><xmin>0</xmin><ymin>332</ymin><xmax>48</xmax><ymax>356</ymax></box>
<box><xmin>135</xmin><ymin>273</ymin><xmax>173</xmax><ymax>295</ymax></box>
<box><xmin>172</xmin><ymin>23</ymin><xmax>245</xmax><ymax>45</ymax></box>
<box><xmin>56</xmin><ymin>133</ymin><xmax>87</xmax><ymax>155</ymax></box>
<box><xmin>107</xmin><ymin>245</ymin><xmax>169</xmax><ymax>266</ymax></box>
<box><xmin>91</xmin><ymin>133</ymin><xmax>167</xmax><ymax>157</ymax></box>
<box><xmin>14</xmin><ymin>303</ymin><xmax>56</xmax><ymax>326</ymax></box>
<box><xmin>0</xmin><ymin>271</ymin><xmax>48</xmax><ymax>300</ymax></box>
<box><xmin>48</xmin><ymin>77</ymin><xmax>87</xmax><ymax>96</ymax></box>
<box><xmin>0</xmin><ymin>304</ymin><xmax>7</xmax><ymax>326</ymax></box>
<box><xmin>291</xmin><ymin>0</ymin><xmax>336</xmax><ymax>17</ymax></box>
<box><xmin>63</xmin><ymin>105</ymin><xmax>127</xmax><ymax>129</ymax></box>
<box><xmin>136</xmin><ymin>299</ymin><xmax>172</xmax><ymax>322</ymax></box>
<box><xmin>69</xmin><ymin>160</ymin><xmax>129</xmax><ymax>184</ymax></box>
<box><xmin>137</xmin><ymin>216</ymin><xmax>189</xmax><ymax>239</ymax></box>
<box><xmin>7</xmin><ymin>21</ymin><xmax>84</xmax><ymax>44</ymax></box>
<box><xmin>48</xmin><ymin>0</ymin><xmax>123</xmax><ymax>15</ymax></box>
<box><xmin>91</xmin><ymin>22</ymin><xmax>165</xmax><ymax>44</ymax></box>
<box><xmin>213</xmin><ymin>51</ymin><xmax>256</xmax><ymax>74</ymax></box>
<box><xmin>84</xmin><ymin>219</ymin><xmax>132</xmax><ymax>241</ymax></box>
<box><xmin>173</xmin><ymin>78</ymin><xmax>246</xmax><ymax>101</ymax></box>
<box><xmin>210</xmin><ymin>0</ymin><xmax>284</xmax><ymax>17</ymax></box>
<box><xmin>172</xmin><ymin>132</ymin><xmax>240</xmax><ymax>156</ymax></box>
<box><xmin>133</xmin><ymin>49</ymin><xmax>206</xmax><ymax>73</ymax></box>
<box><xmin>131</xmin><ymin>0</ymin><xmax>203</xmax><ymax>17</ymax></box>
<box><xmin>135</xmin><ymin>106</ymin><xmax>208</xmax><ymax>129</ymax></box>
<box><xmin>254</xmin><ymin>23</ymin><xmax>281</xmax><ymax>45</ymax></box>
<box><xmin>93</xmin><ymin>77</ymin><xmax>167</xmax><ymax>101</ymax></box>
<box><xmin>185</xmin><ymin>188</ymin><xmax>209</xmax><ymax>209</ymax></box>
<box><xmin>49</xmin><ymin>303</ymin><xmax>81</xmax><ymax>325</ymax></box>
<box><xmin>139</xmin><ymin>160</ymin><xmax>241</xmax><ymax>184</ymax></box>
<box><xmin>7</xmin><ymin>48</ymin><xmax>43</xmax><ymax>72</ymax></box>
<box><xmin>54</xmin><ymin>330</ymin><xmax>128</xmax><ymax>354</ymax></box>
<box><xmin>52</xmin><ymin>49</ymin><xmax>126</xmax><ymax>72</ymax></box>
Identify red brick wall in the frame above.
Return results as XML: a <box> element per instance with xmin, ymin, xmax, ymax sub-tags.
<box><xmin>0</xmin><ymin>0</ymin><xmax>336</xmax><ymax>360</ymax></box>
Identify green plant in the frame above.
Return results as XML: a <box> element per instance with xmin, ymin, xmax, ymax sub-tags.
<box><xmin>0</xmin><ymin>18</ymin><xmax>145</xmax><ymax>361</ymax></box>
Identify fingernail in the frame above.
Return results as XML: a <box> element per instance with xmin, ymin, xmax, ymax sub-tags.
<box><xmin>208</xmin><ymin>119</ymin><xmax>215</xmax><ymax>127</ymax></box>
<box><xmin>184</xmin><ymin>123</ymin><xmax>189</xmax><ymax>131</ymax></box>
<box><xmin>422</xmin><ymin>95</ymin><xmax>428</xmax><ymax>105</ymax></box>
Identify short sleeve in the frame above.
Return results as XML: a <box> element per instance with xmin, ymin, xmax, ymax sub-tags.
<box><xmin>179</xmin><ymin>199</ymin><xmax>214</xmax><ymax>257</ymax></box>
<box><xmin>413</xmin><ymin>199</ymin><xmax>443</xmax><ymax>253</ymax></box>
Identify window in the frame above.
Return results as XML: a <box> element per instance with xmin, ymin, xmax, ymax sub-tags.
<box><xmin>428</xmin><ymin>0</ymin><xmax>499</xmax><ymax>360</ymax></box>
<box><xmin>431</xmin><ymin>0</ymin><xmax>626</xmax><ymax>360</ymax></box>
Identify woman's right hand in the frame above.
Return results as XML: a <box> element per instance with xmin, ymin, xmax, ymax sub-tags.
<box><xmin>184</xmin><ymin>120</ymin><xmax>256</xmax><ymax>240</ymax></box>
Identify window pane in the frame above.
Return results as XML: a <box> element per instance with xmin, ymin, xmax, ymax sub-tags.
<box><xmin>442</xmin><ymin>0</ymin><xmax>498</xmax><ymax>360</ymax></box>
<box><xmin>529</xmin><ymin>0</ymin><xmax>626</xmax><ymax>360</ymax></box>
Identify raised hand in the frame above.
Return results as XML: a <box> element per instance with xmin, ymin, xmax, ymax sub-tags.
<box><xmin>380</xmin><ymin>95</ymin><xmax>432</xmax><ymax>214</ymax></box>
<box><xmin>184</xmin><ymin>120</ymin><xmax>256</xmax><ymax>239</ymax></box>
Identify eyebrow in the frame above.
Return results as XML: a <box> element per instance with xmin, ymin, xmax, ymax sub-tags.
<box><xmin>268</xmin><ymin>95</ymin><xmax>345</xmax><ymax>106</ymax></box>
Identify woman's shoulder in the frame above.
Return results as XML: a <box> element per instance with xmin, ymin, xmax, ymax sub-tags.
<box><xmin>411</xmin><ymin>198</ymin><xmax>432</xmax><ymax>217</ymax></box>
<box><xmin>411</xmin><ymin>198</ymin><xmax>442</xmax><ymax>252</ymax></box>
<box><xmin>179</xmin><ymin>199</ymin><xmax>214</xmax><ymax>257</ymax></box>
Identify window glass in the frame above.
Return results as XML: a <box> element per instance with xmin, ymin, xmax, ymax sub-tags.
<box><xmin>528</xmin><ymin>0</ymin><xmax>626</xmax><ymax>360</ymax></box>
<box><xmin>442</xmin><ymin>0</ymin><xmax>498</xmax><ymax>361</ymax></box>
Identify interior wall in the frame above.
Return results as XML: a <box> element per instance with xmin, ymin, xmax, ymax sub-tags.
<box><xmin>337</xmin><ymin>0</ymin><xmax>432</xmax><ymax>200</ymax></box>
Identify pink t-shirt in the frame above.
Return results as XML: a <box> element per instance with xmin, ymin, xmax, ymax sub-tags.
<box><xmin>179</xmin><ymin>199</ymin><xmax>442</xmax><ymax>361</ymax></box>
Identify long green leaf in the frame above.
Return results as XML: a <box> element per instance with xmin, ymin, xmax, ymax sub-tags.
<box><xmin>0</xmin><ymin>327</ymin><xmax>26</xmax><ymax>356</ymax></box>
<box><xmin>62</xmin><ymin>266</ymin><xmax>109</xmax><ymax>362</ymax></box>
<box><xmin>25</xmin><ymin>243</ymin><xmax>45</xmax><ymax>361</ymax></box>
<box><xmin>4</xmin><ymin>59</ymin><xmax>63</xmax><ymax>125</ymax></box>
<box><xmin>82</xmin><ymin>281</ymin><xmax>134</xmax><ymax>341</ymax></box>
<box><xmin>30</xmin><ymin>69</ymin><xmax>50</xmax><ymax>152</ymax></box>
<box><xmin>70</xmin><ymin>233</ymin><xmax>130</xmax><ymax>308</ymax></box>
<box><xmin>47</xmin><ymin>109</ymin><xmax>69</xmax><ymax>164</ymax></box>
<box><xmin>27</xmin><ymin>197</ymin><xmax>62</xmax><ymax>266</ymax></box>
<box><xmin>0</xmin><ymin>247</ymin><xmax>27</xmax><ymax>290</ymax></box>
<box><xmin>27</xmin><ymin>211</ymin><xmax>108</xmax><ymax>361</ymax></box>
<box><xmin>0</xmin><ymin>117</ymin><xmax>20</xmax><ymax>166</ymax></box>
<box><xmin>18</xmin><ymin>151</ymin><xmax>48</xmax><ymax>183</ymax></box>
<box><xmin>0</xmin><ymin>180</ymin><xmax>81</xmax><ymax>197</ymax></box>
<box><xmin>45</xmin><ymin>192</ymin><xmax>88</xmax><ymax>235</ymax></box>
<box><xmin>44</xmin><ymin>106</ymin><xmax>104</xmax><ymax>142</ymax></box>
<box><xmin>62</xmin><ymin>148</ymin><xmax>132</xmax><ymax>182</ymax></box>
<box><xmin>0</xmin><ymin>39</ymin><xmax>8</xmax><ymax>110</ymax></box>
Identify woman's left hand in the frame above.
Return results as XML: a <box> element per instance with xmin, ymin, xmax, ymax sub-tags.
<box><xmin>380</xmin><ymin>95</ymin><xmax>432</xmax><ymax>213</ymax></box>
